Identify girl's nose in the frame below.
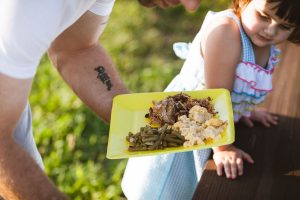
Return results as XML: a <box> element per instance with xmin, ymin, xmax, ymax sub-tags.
<box><xmin>264</xmin><ymin>22</ymin><xmax>277</xmax><ymax>37</ymax></box>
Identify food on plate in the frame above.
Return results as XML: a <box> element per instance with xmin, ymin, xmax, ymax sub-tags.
<box><xmin>126</xmin><ymin>93</ymin><xmax>227</xmax><ymax>151</ymax></box>
<box><xmin>173</xmin><ymin>105</ymin><xmax>227</xmax><ymax>147</ymax></box>
<box><xmin>126</xmin><ymin>124</ymin><xmax>185</xmax><ymax>151</ymax></box>
<box><xmin>145</xmin><ymin>93</ymin><xmax>216</xmax><ymax>126</ymax></box>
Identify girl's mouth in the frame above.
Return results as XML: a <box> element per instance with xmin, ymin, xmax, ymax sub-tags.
<box><xmin>257</xmin><ymin>34</ymin><xmax>272</xmax><ymax>42</ymax></box>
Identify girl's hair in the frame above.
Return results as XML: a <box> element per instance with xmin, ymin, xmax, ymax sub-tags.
<box><xmin>232</xmin><ymin>0</ymin><xmax>300</xmax><ymax>43</ymax></box>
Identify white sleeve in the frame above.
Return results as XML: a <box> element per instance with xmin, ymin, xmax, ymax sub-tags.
<box><xmin>0</xmin><ymin>0</ymin><xmax>116</xmax><ymax>79</ymax></box>
<box><xmin>0</xmin><ymin>1</ymin><xmax>50</xmax><ymax>79</ymax></box>
<box><xmin>89</xmin><ymin>0</ymin><xmax>115</xmax><ymax>16</ymax></box>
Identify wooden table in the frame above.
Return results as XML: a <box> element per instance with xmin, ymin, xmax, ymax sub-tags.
<box><xmin>193</xmin><ymin>42</ymin><xmax>300</xmax><ymax>200</ymax></box>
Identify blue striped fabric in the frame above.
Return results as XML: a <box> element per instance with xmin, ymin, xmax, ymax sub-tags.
<box><xmin>224</xmin><ymin>12</ymin><xmax>276</xmax><ymax>121</ymax></box>
<box><xmin>226</xmin><ymin>13</ymin><xmax>256</xmax><ymax>63</ymax></box>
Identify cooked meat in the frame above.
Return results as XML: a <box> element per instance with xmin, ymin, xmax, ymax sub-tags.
<box><xmin>146</xmin><ymin>93</ymin><xmax>216</xmax><ymax>126</ymax></box>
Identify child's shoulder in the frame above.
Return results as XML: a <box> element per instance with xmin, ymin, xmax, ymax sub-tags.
<box><xmin>202</xmin><ymin>10</ymin><xmax>241</xmax><ymax>47</ymax></box>
<box><xmin>204</xmin><ymin>10</ymin><xmax>240</xmax><ymax>36</ymax></box>
<box><xmin>201</xmin><ymin>10</ymin><xmax>242</xmax><ymax>64</ymax></box>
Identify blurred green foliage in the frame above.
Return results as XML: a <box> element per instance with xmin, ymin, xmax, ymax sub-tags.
<box><xmin>30</xmin><ymin>1</ymin><xmax>230</xmax><ymax>199</ymax></box>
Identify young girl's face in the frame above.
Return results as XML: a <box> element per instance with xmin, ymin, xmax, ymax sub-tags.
<box><xmin>241</xmin><ymin>0</ymin><xmax>295</xmax><ymax>47</ymax></box>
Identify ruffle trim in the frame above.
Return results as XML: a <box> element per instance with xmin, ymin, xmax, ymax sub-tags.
<box><xmin>232</xmin><ymin>89</ymin><xmax>267</xmax><ymax>98</ymax></box>
<box><xmin>232</xmin><ymin>100</ymin><xmax>255</xmax><ymax>105</ymax></box>
<box><xmin>235</xmin><ymin>73</ymin><xmax>272</xmax><ymax>92</ymax></box>
<box><xmin>231</xmin><ymin>91</ymin><xmax>266</xmax><ymax>104</ymax></box>
<box><xmin>234</xmin><ymin>46</ymin><xmax>280</xmax><ymax>92</ymax></box>
<box><xmin>239</xmin><ymin>62</ymin><xmax>274</xmax><ymax>75</ymax></box>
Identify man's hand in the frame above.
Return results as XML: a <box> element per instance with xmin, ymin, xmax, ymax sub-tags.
<box><xmin>138</xmin><ymin>0</ymin><xmax>200</xmax><ymax>12</ymax></box>
<box><xmin>212</xmin><ymin>145</ymin><xmax>254</xmax><ymax>179</ymax></box>
<box><xmin>180</xmin><ymin>0</ymin><xmax>201</xmax><ymax>11</ymax></box>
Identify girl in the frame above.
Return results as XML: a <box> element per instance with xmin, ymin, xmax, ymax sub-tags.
<box><xmin>122</xmin><ymin>0</ymin><xmax>300</xmax><ymax>199</ymax></box>
<box><xmin>168</xmin><ymin>0</ymin><xmax>300</xmax><ymax>180</ymax></box>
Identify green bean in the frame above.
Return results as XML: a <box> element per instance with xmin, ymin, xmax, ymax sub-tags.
<box><xmin>151</xmin><ymin>128</ymin><xmax>159</xmax><ymax>134</ymax></box>
<box><xmin>144</xmin><ymin>142</ymin><xmax>155</xmax><ymax>146</ymax></box>
<box><xmin>149</xmin><ymin>131</ymin><xmax>166</xmax><ymax>150</ymax></box>
<box><xmin>165</xmin><ymin>137</ymin><xmax>184</xmax><ymax>144</ymax></box>
<box><xmin>126</xmin><ymin>124</ymin><xmax>187</xmax><ymax>151</ymax></box>
<box><xmin>167</xmin><ymin>142</ymin><xmax>179</xmax><ymax>147</ymax></box>
<box><xmin>163</xmin><ymin>140</ymin><xmax>168</xmax><ymax>147</ymax></box>
<box><xmin>172</xmin><ymin>132</ymin><xmax>186</xmax><ymax>141</ymax></box>
<box><xmin>142</xmin><ymin>135</ymin><xmax>159</xmax><ymax>142</ymax></box>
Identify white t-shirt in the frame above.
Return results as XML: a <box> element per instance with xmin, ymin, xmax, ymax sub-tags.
<box><xmin>0</xmin><ymin>0</ymin><xmax>115</xmax><ymax>79</ymax></box>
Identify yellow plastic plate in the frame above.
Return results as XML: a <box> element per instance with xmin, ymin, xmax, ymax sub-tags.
<box><xmin>107</xmin><ymin>89</ymin><xmax>234</xmax><ymax>159</ymax></box>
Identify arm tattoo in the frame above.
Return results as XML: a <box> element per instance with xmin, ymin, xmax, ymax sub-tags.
<box><xmin>94</xmin><ymin>66</ymin><xmax>113</xmax><ymax>91</ymax></box>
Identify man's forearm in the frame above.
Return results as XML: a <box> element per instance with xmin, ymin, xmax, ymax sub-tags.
<box><xmin>0</xmin><ymin>135</ymin><xmax>68</xmax><ymax>200</ymax></box>
<box><xmin>49</xmin><ymin>44</ymin><xmax>129</xmax><ymax>122</ymax></box>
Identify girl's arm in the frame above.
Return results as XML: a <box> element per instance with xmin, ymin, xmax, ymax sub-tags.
<box><xmin>201</xmin><ymin>17</ymin><xmax>254</xmax><ymax>179</ymax></box>
<box><xmin>202</xmin><ymin>17</ymin><xmax>240</xmax><ymax>89</ymax></box>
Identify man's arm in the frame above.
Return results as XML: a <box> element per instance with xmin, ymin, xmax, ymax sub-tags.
<box><xmin>0</xmin><ymin>73</ymin><xmax>68</xmax><ymax>200</ymax></box>
<box><xmin>48</xmin><ymin>11</ymin><xmax>129</xmax><ymax>123</ymax></box>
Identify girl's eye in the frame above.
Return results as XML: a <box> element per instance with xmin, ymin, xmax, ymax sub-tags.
<box><xmin>257</xmin><ymin>12</ymin><xmax>269</xmax><ymax>21</ymax></box>
<box><xmin>279</xmin><ymin>24</ymin><xmax>292</xmax><ymax>31</ymax></box>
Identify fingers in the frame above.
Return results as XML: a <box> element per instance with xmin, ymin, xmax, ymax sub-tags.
<box><xmin>241</xmin><ymin>117</ymin><xmax>254</xmax><ymax>127</ymax></box>
<box><xmin>261</xmin><ymin>119</ymin><xmax>271</xmax><ymax>127</ymax></box>
<box><xmin>234</xmin><ymin>152</ymin><xmax>254</xmax><ymax>177</ymax></box>
<box><xmin>250</xmin><ymin>109</ymin><xmax>279</xmax><ymax>127</ymax></box>
<box><xmin>213</xmin><ymin>145</ymin><xmax>255</xmax><ymax>179</ymax></box>
<box><xmin>213</xmin><ymin>149</ymin><xmax>254</xmax><ymax>179</ymax></box>
<box><xmin>216</xmin><ymin>162</ymin><xmax>223</xmax><ymax>176</ymax></box>
<box><xmin>261</xmin><ymin>114</ymin><xmax>278</xmax><ymax>127</ymax></box>
<box><xmin>229</xmin><ymin>158</ymin><xmax>237</xmax><ymax>179</ymax></box>
<box><xmin>267</xmin><ymin>114</ymin><xmax>279</xmax><ymax>125</ymax></box>
<box><xmin>181</xmin><ymin>0</ymin><xmax>201</xmax><ymax>11</ymax></box>
<box><xmin>236</xmin><ymin>158</ymin><xmax>243</xmax><ymax>176</ymax></box>
<box><xmin>223</xmin><ymin>158</ymin><xmax>240</xmax><ymax>179</ymax></box>
<box><xmin>224</xmin><ymin>160</ymin><xmax>231</xmax><ymax>178</ymax></box>
<box><xmin>241</xmin><ymin>151</ymin><xmax>254</xmax><ymax>164</ymax></box>
<box><xmin>215</xmin><ymin>157</ymin><xmax>238</xmax><ymax>179</ymax></box>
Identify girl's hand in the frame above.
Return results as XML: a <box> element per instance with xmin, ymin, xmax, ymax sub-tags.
<box><xmin>212</xmin><ymin>145</ymin><xmax>254</xmax><ymax>179</ymax></box>
<box><xmin>241</xmin><ymin>108</ymin><xmax>279</xmax><ymax>127</ymax></box>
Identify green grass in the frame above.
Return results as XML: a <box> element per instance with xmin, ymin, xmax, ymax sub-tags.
<box><xmin>30</xmin><ymin>1</ymin><xmax>230</xmax><ymax>199</ymax></box>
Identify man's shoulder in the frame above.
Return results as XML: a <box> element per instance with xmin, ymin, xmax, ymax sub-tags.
<box><xmin>0</xmin><ymin>0</ymin><xmax>99</xmax><ymax>79</ymax></box>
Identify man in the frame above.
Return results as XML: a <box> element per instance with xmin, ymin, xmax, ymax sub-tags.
<box><xmin>0</xmin><ymin>0</ymin><xmax>200</xmax><ymax>199</ymax></box>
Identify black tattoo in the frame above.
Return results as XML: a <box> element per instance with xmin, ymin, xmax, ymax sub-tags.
<box><xmin>94</xmin><ymin>66</ymin><xmax>113</xmax><ymax>91</ymax></box>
